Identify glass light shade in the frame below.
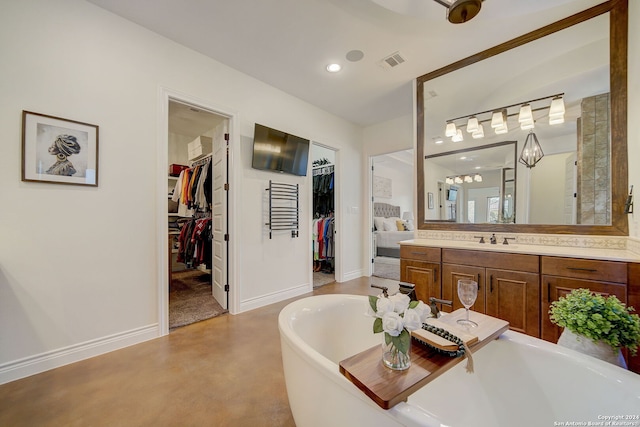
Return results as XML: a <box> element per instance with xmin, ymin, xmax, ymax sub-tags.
<box><xmin>494</xmin><ymin>123</ymin><xmax>508</xmax><ymax>134</ymax></box>
<box><xmin>454</xmin><ymin>176</ymin><xmax>463</xmax><ymax>184</ymax></box>
<box><xmin>549</xmin><ymin>96</ymin><xmax>565</xmax><ymax>117</ymax></box>
<box><xmin>520</xmin><ymin>120</ymin><xmax>535</xmax><ymax>130</ymax></box>
<box><xmin>466</xmin><ymin>116</ymin><xmax>479</xmax><ymax>133</ymax></box>
<box><xmin>518</xmin><ymin>104</ymin><xmax>533</xmax><ymax>123</ymax></box>
<box><xmin>549</xmin><ymin>115</ymin><xmax>565</xmax><ymax>125</ymax></box>
<box><xmin>445</xmin><ymin>177</ymin><xmax>454</xmax><ymax>185</ymax></box>
<box><xmin>491</xmin><ymin>109</ymin><xmax>506</xmax><ymax>128</ymax></box>
<box><xmin>474</xmin><ymin>174</ymin><xmax>482</xmax><ymax>182</ymax></box>
<box><xmin>445</xmin><ymin>122</ymin><xmax>457</xmax><ymax>137</ymax></box>
<box><xmin>464</xmin><ymin>175</ymin><xmax>473</xmax><ymax>183</ymax></box>
<box><xmin>472</xmin><ymin>124</ymin><xmax>484</xmax><ymax>139</ymax></box>
<box><xmin>452</xmin><ymin>129</ymin><xmax>464</xmax><ymax>142</ymax></box>
<box><xmin>519</xmin><ymin>132</ymin><xmax>544</xmax><ymax>168</ymax></box>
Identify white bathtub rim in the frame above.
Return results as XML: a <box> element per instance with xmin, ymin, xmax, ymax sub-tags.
<box><xmin>279</xmin><ymin>294</ymin><xmax>410</xmax><ymax>422</ymax></box>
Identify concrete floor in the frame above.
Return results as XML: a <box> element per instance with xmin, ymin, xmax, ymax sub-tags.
<box><xmin>0</xmin><ymin>276</ymin><xmax>397</xmax><ymax>427</ymax></box>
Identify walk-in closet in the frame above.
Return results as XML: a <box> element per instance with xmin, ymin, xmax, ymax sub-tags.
<box><xmin>311</xmin><ymin>144</ymin><xmax>336</xmax><ymax>287</ymax></box>
<box><xmin>167</xmin><ymin>101</ymin><xmax>228</xmax><ymax>329</ymax></box>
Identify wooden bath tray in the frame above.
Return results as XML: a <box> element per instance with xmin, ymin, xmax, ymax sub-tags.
<box><xmin>339</xmin><ymin>309</ymin><xmax>509</xmax><ymax>410</ymax></box>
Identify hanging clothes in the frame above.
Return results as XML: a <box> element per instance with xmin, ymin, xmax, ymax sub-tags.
<box><xmin>313</xmin><ymin>165</ymin><xmax>334</xmax><ymax>217</ymax></box>
<box><xmin>171</xmin><ymin>158</ymin><xmax>212</xmax><ymax>217</ymax></box>
<box><xmin>176</xmin><ymin>217</ymin><xmax>212</xmax><ymax>269</ymax></box>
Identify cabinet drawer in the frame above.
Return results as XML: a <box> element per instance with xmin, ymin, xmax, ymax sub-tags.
<box><xmin>400</xmin><ymin>245</ymin><xmax>441</xmax><ymax>263</ymax></box>
<box><xmin>541</xmin><ymin>256</ymin><xmax>627</xmax><ymax>283</ymax></box>
<box><xmin>442</xmin><ymin>249</ymin><xmax>538</xmax><ymax>273</ymax></box>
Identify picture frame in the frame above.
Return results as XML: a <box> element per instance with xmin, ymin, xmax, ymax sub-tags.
<box><xmin>22</xmin><ymin>110</ymin><xmax>99</xmax><ymax>186</ymax></box>
<box><xmin>428</xmin><ymin>192</ymin><xmax>434</xmax><ymax>209</ymax></box>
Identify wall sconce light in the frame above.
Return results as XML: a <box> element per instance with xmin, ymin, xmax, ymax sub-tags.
<box><xmin>454</xmin><ymin>176</ymin><xmax>463</xmax><ymax>184</ymax></box>
<box><xmin>519</xmin><ymin>131</ymin><xmax>544</xmax><ymax>168</ymax></box>
<box><xmin>452</xmin><ymin>128</ymin><xmax>464</xmax><ymax>142</ymax></box>
<box><xmin>518</xmin><ymin>104</ymin><xmax>533</xmax><ymax>123</ymax></box>
<box><xmin>474</xmin><ymin>174</ymin><xmax>483</xmax><ymax>182</ymax></box>
<box><xmin>442</xmin><ymin>93</ymin><xmax>564</xmax><ymax>142</ymax></box>
<box><xmin>491</xmin><ymin>109</ymin><xmax>506</xmax><ymax>129</ymax></box>
<box><xmin>548</xmin><ymin>96</ymin><xmax>565</xmax><ymax>125</ymax></box>
<box><xmin>472</xmin><ymin>124</ymin><xmax>484</xmax><ymax>139</ymax></box>
<box><xmin>445</xmin><ymin>122</ymin><xmax>457</xmax><ymax>137</ymax></box>
<box><xmin>466</xmin><ymin>116</ymin><xmax>479</xmax><ymax>133</ymax></box>
<box><xmin>464</xmin><ymin>175</ymin><xmax>473</xmax><ymax>183</ymax></box>
<box><xmin>445</xmin><ymin>177</ymin><xmax>454</xmax><ymax>185</ymax></box>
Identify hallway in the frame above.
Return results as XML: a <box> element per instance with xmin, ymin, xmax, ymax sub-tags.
<box><xmin>0</xmin><ymin>276</ymin><xmax>396</xmax><ymax>427</ymax></box>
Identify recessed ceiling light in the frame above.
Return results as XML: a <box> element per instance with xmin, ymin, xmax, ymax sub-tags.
<box><xmin>326</xmin><ymin>63</ymin><xmax>342</xmax><ymax>73</ymax></box>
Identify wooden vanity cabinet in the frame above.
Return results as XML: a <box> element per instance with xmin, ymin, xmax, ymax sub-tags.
<box><xmin>442</xmin><ymin>249</ymin><xmax>541</xmax><ymax>337</ymax></box>
<box><xmin>400</xmin><ymin>246</ymin><xmax>441</xmax><ymax>304</ymax></box>
<box><xmin>541</xmin><ymin>256</ymin><xmax>628</xmax><ymax>343</ymax></box>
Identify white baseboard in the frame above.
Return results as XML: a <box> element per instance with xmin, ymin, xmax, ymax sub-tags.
<box><xmin>239</xmin><ymin>283</ymin><xmax>312</xmax><ymax>313</ymax></box>
<box><xmin>342</xmin><ymin>268</ymin><xmax>364</xmax><ymax>282</ymax></box>
<box><xmin>0</xmin><ymin>324</ymin><xmax>159</xmax><ymax>385</ymax></box>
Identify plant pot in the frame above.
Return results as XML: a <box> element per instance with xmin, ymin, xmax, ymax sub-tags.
<box><xmin>557</xmin><ymin>329</ymin><xmax>627</xmax><ymax>369</ymax></box>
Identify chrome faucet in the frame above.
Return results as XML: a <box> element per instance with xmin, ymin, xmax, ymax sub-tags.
<box><xmin>489</xmin><ymin>233</ymin><xmax>497</xmax><ymax>244</ymax></box>
<box><xmin>371</xmin><ymin>282</ymin><xmax>417</xmax><ymax>301</ymax></box>
<box><xmin>474</xmin><ymin>235</ymin><xmax>485</xmax><ymax>244</ymax></box>
<box><xmin>503</xmin><ymin>237</ymin><xmax>516</xmax><ymax>245</ymax></box>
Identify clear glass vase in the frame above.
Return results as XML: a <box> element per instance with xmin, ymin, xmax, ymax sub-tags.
<box><xmin>381</xmin><ymin>333</ymin><xmax>411</xmax><ymax>370</ymax></box>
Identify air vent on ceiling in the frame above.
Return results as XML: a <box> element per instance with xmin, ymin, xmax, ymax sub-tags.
<box><xmin>379</xmin><ymin>51</ymin><xmax>406</xmax><ymax>69</ymax></box>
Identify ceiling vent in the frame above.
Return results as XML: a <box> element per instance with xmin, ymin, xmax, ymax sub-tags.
<box><xmin>379</xmin><ymin>51</ymin><xmax>406</xmax><ymax>70</ymax></box>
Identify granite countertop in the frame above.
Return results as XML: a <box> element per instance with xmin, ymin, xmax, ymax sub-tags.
<box><xmin>400</xmin><ymin>239</ymin><xmax>640</xmax><ymax>263</ymax></box>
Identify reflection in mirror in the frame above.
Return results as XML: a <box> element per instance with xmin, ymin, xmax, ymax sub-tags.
<box><xmin>425</xmin><ymin>141</ymin><xmax>516</xmax><ymax>224</ymax></box>
<box><xmin>416</xmin><ymin>0</ymin><xmax>628</xmax><ymax>235</ymax></box>
<box><xmin>423</xmin><ymin>14</ymin><xmax>608</xmax><ymax>226</ymax></box>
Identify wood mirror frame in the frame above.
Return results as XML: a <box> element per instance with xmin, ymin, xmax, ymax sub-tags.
<box><xmin>416</xmin><ymin>0</ymin><xmax>628</xmax><ymax>235</ymax></box>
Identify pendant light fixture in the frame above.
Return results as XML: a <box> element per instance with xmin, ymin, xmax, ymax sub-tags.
<box><xmin>519</xmin><ymin>131</ymin><xmax>544</xmax><ymax>168</ymax></box>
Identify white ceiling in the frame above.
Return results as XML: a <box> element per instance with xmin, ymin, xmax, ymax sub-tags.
<box><xmin>86</xmin><ymin>0</ymin><xmax>604</xmax><ymax>127</ymax></box>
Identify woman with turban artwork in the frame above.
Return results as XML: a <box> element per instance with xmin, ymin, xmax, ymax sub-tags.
<box><xmin>46</xmin><ymin>134</ymin><xmax>82</xmax><ymax>176</ymax></box>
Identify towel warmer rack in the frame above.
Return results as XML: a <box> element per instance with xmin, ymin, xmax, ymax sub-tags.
<box><xmin>265</xmin><ymin>180</ymin><xmax>299</xmax><ymax>239</ymax></box>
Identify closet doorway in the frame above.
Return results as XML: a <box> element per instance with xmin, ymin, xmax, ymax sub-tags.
<box><xmin>311</xmin><ymin>143</ymin><xmax>336</xmax><ymax>288</ymax></box>
<box><xmin>167</xmin><ymin>100</ymin><xmax>229</xmax><ymax>330</ymax></box>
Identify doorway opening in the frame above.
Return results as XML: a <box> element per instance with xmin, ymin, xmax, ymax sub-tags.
<box><xmin>311</xmin><ymin>143</ymin><xmax>337</xmax><ymax>288</ymax></box>
<box><xmin>370</xmin><ymin>149</ymin><xmax>414</xmax><ymax>281</ymax></box>
<box><xmin>167</xmin><ymin>99</ymin><xmax>229</xmax><ymax>330</ymax></box>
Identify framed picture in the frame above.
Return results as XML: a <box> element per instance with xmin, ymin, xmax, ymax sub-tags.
<box><xmin>428</xmin><ymin>192</ymin><xmax>434</xmax><ymax>209</ymax></box>
<box><xmin>22</xmin><ymin>111</ymin><xmax>99</xmax><ymax>186</ymax></box>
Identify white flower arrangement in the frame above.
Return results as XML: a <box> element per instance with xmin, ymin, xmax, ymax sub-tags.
<box><xmin>368</xmin><ymin>293</ymin><xmax>432</xmax><ymax>356</ymax></box>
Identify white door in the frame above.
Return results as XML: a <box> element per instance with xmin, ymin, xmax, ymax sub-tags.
<box><xmin>212</xmin><ymin>121</ymin><xmax>229</xmax><ymax>309</ymax></box>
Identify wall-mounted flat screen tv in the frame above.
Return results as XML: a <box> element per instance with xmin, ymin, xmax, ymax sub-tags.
<box><xmin>251</xmin><ymin>123</ymin><xmax>310</xmax><ymax>176</ymax></box>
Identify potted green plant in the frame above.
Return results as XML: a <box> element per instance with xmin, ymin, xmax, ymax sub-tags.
<box><xmin>549</xmin><ymin>288</ymin><xmax>640</xmax><ymax>368</ymax></box>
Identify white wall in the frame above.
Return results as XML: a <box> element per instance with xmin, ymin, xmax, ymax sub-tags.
<box><xmin>372</xmin><ymin>159</ymin><xmax>413</xmax><ymax>216</ymax></box>
<box><xmin>528</xmin><ymin>152</ymin><xmax>573</xmax><ymax>224</ymax></box>
<box><xmin>0</xmin><ymin>0</ymin><xmax>364</xmax><ymax>382</ymax></box>
<box><xmin>362</xmin><ymin>114</ymin><xmax>414</xmax><ymax>268</ymax></box>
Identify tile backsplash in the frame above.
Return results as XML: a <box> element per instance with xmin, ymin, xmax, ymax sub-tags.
<box><xmin>416</xmin><ymin>230</ymin><xmax>640</xmax><ymax>254</ymax></box>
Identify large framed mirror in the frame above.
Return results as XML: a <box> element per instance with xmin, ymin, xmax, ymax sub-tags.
<box><xmin>416</xmin><ymin>0</ymin><xmax>628</xmax><ymax>235</ymax></box>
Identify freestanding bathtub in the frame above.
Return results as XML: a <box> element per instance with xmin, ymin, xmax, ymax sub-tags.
<box><xmin>279</xmin><ymin>294</ymin><xmax>640</xmax><ymax>427</ymax></box>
